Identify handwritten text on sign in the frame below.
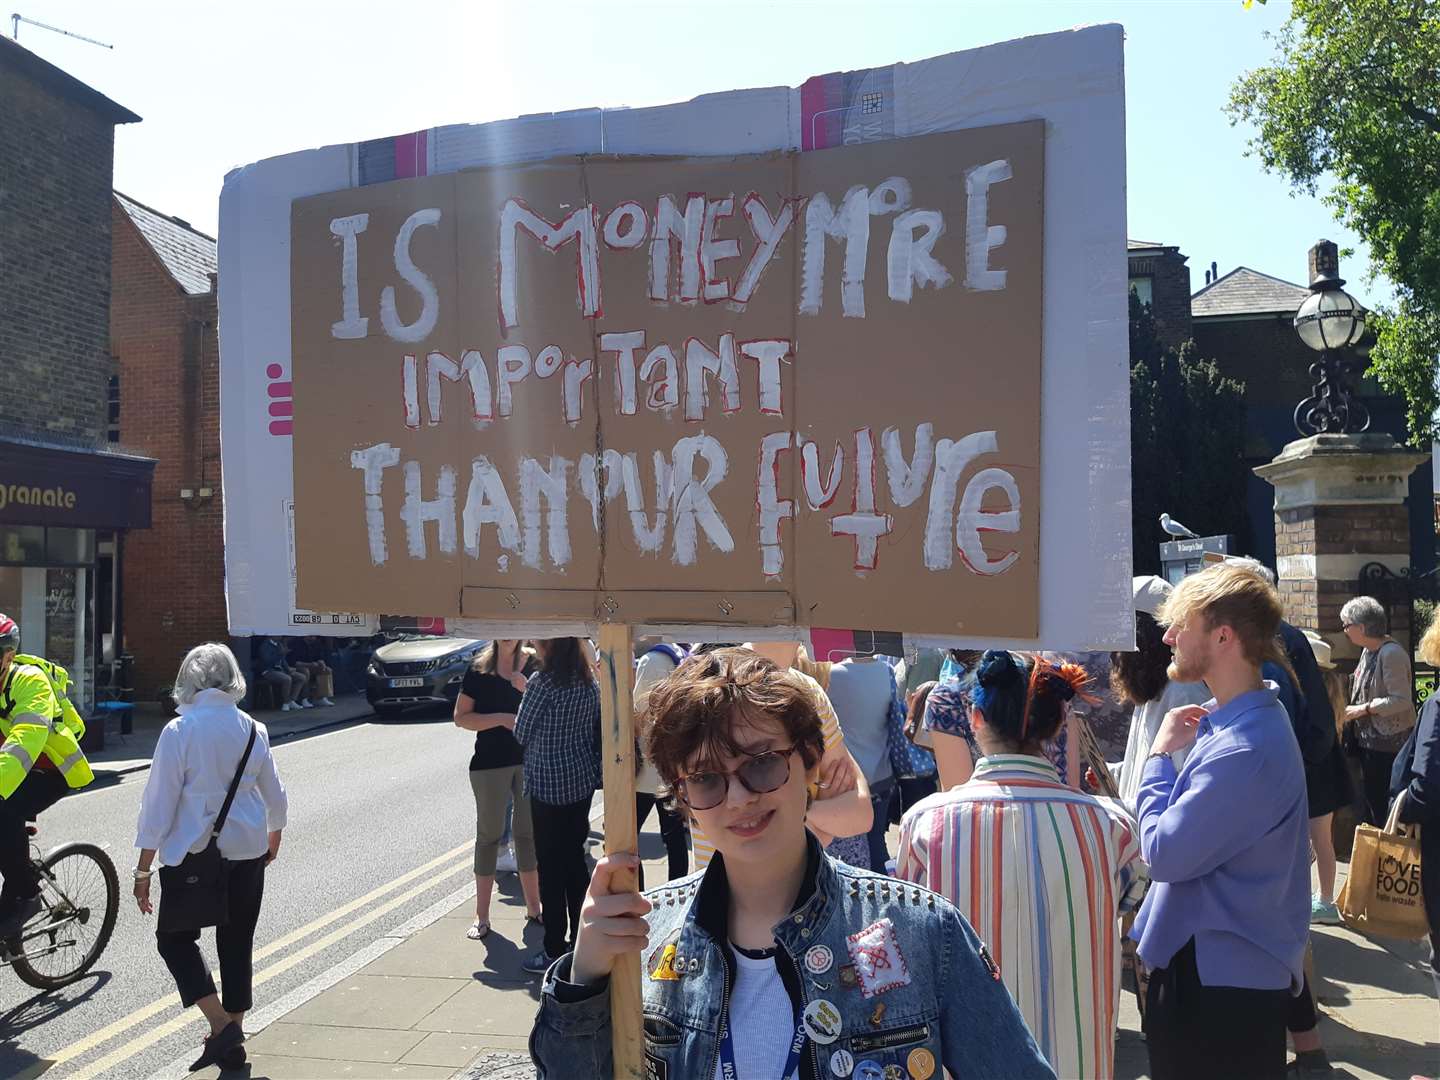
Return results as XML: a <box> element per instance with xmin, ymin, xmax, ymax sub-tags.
<box><xmin>290</xmin><ymin>122</ymin><xmax>1044</xmax><ymax>636</ymax></box>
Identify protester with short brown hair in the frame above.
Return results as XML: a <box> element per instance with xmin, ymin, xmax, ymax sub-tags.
<box><xmin>530</xmin><ymin>647</ymin><xmax>1054</xmax><ymax>1079</ymax></box>
<box><xmin>1132</xmin><ymin>562</ymin><xmax>1310</xmax><ymax>1080</ymax></box>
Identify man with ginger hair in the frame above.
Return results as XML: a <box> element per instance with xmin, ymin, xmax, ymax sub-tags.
<box><xmin>1132</xmin><ymin>562</ymin><xmax>1309</xmax><ymax>1080</ymax></box>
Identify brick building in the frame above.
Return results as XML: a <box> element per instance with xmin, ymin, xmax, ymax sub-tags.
<box><xmin>110</xmin><ymin>195</ymin><xmax>224</xmax><ymax>697</ymax></box>
<box><xmin>1126</xmin><ymin>240</ymin><xmax>1192</xmax><ymax>351</ymax></box>
<box><xmin>0</xmin><ymin>37</ymin><xmax>152</xmax><ymax>708</ymax></box>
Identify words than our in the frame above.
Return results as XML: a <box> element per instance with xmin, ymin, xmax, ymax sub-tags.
<box><xmin>348</xmin><ymin>424</ymin><xmax>1021</xmax><ymax>578</ymax></box>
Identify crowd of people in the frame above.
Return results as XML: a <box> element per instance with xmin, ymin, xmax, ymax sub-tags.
<box><xmin>7</xmin><ymin>552</ymin><xmax>1433</xmax><ymax>1076</ymax></box>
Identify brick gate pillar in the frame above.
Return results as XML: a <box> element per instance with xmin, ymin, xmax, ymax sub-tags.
<box><xmin>1254</xmin><ymin>433</ymin><xmax>1428</xmax><ymax>662</ymax></box>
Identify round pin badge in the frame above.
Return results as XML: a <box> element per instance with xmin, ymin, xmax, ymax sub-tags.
<box><xmin>829</xmin><ymin>1047</ymin><xmax>855</xmax><ymax>1077</ymax></box>
<box><xmin>882</xmin><ymin>1065</ymin><xmax>905</xmax><ymax>1080</ymax></box>
<box><xmin>906</xmin><ymin>1047</ymin><xmax>937</xmax><ymax>1080</ymax></box>
<box><xmin>802</xmin><ymin>998</ymin><xmax>843</xmax><ymax>1045</ymax></box>
<box><xmin>853</xmin><ymin>1061</ymin><xmax>885</xmax><ymax>1080</ymax></box>
<box><xmin>805</xmin><ymin>944</ymin><xmax>834</xmax><ymax>975</ymax></box>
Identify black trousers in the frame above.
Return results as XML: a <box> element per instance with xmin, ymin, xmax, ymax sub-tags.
<box><xmin>0</xmin><ymin>769</ymin><xmax>68</xmax><ymax>906</ymax></box>
<box><xmin>1144</xmin><ymin>938</ymin><xmax>1290</xmax><ymax>1080</ymax></box>
<box><xmin>1284</xmin><ymin>973</ymin><xmax>1318</xmax><ymax>1034</ymax></box>
<box><xmin>156</xmin><ymin>855</ymin><xmax>267</xmax><ymax>1013</ymax></box>
<box><xmin>1359</xmin><ymin>749</ymin><xmax>1397</xmax><ymax>826</ymax></box>
<box><xmin>635</xmin><ymin>793</ymin><xmax>690</xmax><ymax>888</ymax></box>
<box><xmin>531</xmin><ymin>796</ymin><xmax>593</xmax><ymax>958</ymax></box>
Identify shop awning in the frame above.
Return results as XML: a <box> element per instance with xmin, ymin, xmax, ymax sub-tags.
<box><xmin>0</xmin><ymin>437</ymin><xmax>156</xmax><ymax>530</ymax></box>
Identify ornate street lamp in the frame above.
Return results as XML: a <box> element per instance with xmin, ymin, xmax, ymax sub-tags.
<box><xmin>1292</xmin><ymin>239</ymin><xmax>1369</xmax><ymax>435</ymax></box>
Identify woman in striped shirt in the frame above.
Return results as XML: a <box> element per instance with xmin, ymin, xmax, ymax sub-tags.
<box><xmin>897</xmin><ymin>651</ymin><xmax>1146</xmax><ymax>1079</ymax></box>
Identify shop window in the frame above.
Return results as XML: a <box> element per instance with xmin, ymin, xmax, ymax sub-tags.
<box><xmin>0</xmin><ymin>525</ymin><xmax>45</xmax><ymax>564</ymax></box>
<box><xmin>46</xmin><ymin>528</ymin><xmax>95</xmax><ymax>565</ymax></box>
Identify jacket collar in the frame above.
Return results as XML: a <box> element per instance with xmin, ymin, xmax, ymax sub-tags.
<box><xmin>688</xmin><ymin>831</ymin><xmax>835</xmax><ymax>953</ymax></box>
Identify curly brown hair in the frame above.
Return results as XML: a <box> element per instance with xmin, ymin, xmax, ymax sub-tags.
<box><xmin>642</xmin><ymin>647</ymin><xmax>825</xmax><ymax>788</ymax></box>
<box><xmin>1110</xmin><ymin>612</ymin><xmax>1173</xmax><ymax>706</ymax></box>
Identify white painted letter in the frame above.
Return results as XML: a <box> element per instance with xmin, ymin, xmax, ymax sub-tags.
<box><xmin>330</xmin><ymin>213</ymin><xmax>370</xmax><ymax>339</ymax></box>
<box><xmin>671</xmin><ymin>434</ymin><xmax>733</xmax><ymax>565</ymax></box>
<box><xmin>578</xmin><ymin>449</ymin><xmax>625</xmax><ymax>530</ymax></box>
<box><xmin>496</xmin><ymin>345</ymin><xmax>531</xmax><ymax>418</ymax></box>
<box><xmin>603</xmin><ymin>201</ymin><xmax>648</xmax><ymax>249</ymax></box>
<box><xmin>462</xmin><ymin>456</ymin><xmax>520</xmax><ymax>560</ymax></box>
<box><xmin>519</xmin><ymin>456</ymin><xmax>572</xmax><ymax>569</ymax></box>
<box><xmin>402</xmin><ymin>354</ymin><xmax>419</xmax><ymax>429</ymax></box>
<box><xmin>621</xmin><ymin>451</ymin><xmax>672</xmax><ymax>553</ymax></box>
<box><xmin>350</xmin><ymin>442</ymin><xmax>400</xmax><ymax>565</ymax></box>
<box><xmin>801</xmin><ymin>186</ymin><xmax>870</xmax><ymax>317</ymax></box>
<box><xmin>649</xmin><ymin>195</ymin><xmax>704</xmax><ymax>303</ymax></box>
<box><xmin>499</xmin><ymin>201</ymin><xmax>601</xmax><ymax>328</ymax></box>
<box><xmin>600</xmin><ymin>331</ymin><xmax>646</xmax><ymax>416</ymax></box>
<box><xmin>640</xmin><ymin>345</ymin><xmax>680</xmax><ymax>411</ymax></box>
<box><xmin>563</xmin><ymin>357</ymin><xmax>593</xmax><ymax>424</ymax></box>
<box><xmin>700</xmin><ymin>196</ymin><xmax>740</xmax><ymax>302</ymax></box>
<box><xmin>965</xmin><ymin>160</ymin><xmax>1012</xmax><ymax>291</ymax></box>
<box><xmin>957</xmin><ymin>467</ymin><xmax>1021</xmax><ymax>574</ymax></box>
<box><xmin>888</xmin><ymin>210</ymin><xmax>953</xmax><ymax>303</ymax></box>
<box><xmin>684</xmin><ymin>334</ymin><xmax>740</xmax><ymax>421</ymax></box>
<box><xmin>380</xmin><ymin>208</ymin><xmax>442</xmax><ymax>343</ymax></box>
<box><xmin>426</xmin><ymin>350</ymin><xmax>493</xmax><ymax>425</ymax></box>
<box><xmin>734</xmin><ymin>195</ymin><xmax>794</xmax><ymax>304</ymax></box>
<box><xmin>923</xmin><ymin>431</ymin><xmax>998</xmax><ymax>570</ymax></box>
<box><xmin>757</xmin><ymin>431</ymin><xmax>794</xmax><ymax>577</ymax></box>
<box><xmin>881</xmin><ymin>423</ymin><xmax>934</xmax><ymax>507</ymax></box>
<box><xmin>402</xmin><ymin>461</ymin><xmax>457</xmax><ymax>558</ymax></box>
<box><xmin>800</xmin><ymin>439</ymin><xmax>844</xmax><ymax>510</ymax></box>
<box><xmin>740</xmin><ymin>339</ymin><xmax>792</xmax><ymax>416</ymax></box>
<box><xmin>829</xmin><ymin>428</ymin><xmax>892</xmax><ymax>570</ymax></box>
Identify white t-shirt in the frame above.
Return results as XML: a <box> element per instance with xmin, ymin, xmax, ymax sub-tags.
<box><xmin>713</xmin><ymin>946</ymin><xmax>796</xmax><ymax>1080</ymax></box>
<box><xmin>1114</xmin><ymin>678</ymin><xmax>1210</xmax><ymax>812</ymax></box>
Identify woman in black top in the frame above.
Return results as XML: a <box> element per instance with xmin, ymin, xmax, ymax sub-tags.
<box><xmin>454</xmin><ymin>639</ymin><xmax>541</xmax><ymax>939</ymax></box>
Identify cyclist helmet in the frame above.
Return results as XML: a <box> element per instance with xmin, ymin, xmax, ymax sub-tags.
<box><xmin>0</xmin><ymin>613</ymin><xmax>19</xmax><ymax>654</ymax></box>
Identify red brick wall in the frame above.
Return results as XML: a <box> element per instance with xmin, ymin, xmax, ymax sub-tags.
<box><xmin>111</xmin><ymin>204</ymin><xmax>226</xmax><ymax>697</ymax></box>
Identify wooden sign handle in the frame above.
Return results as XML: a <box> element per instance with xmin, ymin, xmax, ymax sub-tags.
<box><xmin>597</xmin><ymin>623</ymin><xmax>643</xmax><ymax>1079</ymax></box>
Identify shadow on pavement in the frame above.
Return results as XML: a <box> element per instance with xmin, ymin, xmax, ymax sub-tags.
<box><xmin>0</xmin><ymin>971</ymin><xmax>110</xmax><ymax>1078</ymax></box>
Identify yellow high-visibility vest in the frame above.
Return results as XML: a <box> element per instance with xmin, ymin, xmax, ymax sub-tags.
<box><xmin>0</xmin><ymin>655</ymin><xmax>94</xmax><ymax>799</ymax></box>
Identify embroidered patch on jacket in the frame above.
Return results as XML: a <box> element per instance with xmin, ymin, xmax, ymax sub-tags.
<box><xmin>844</xmin><ymin>916</ymin><xmax>911</xmax><ymax>999</ymax></box>
<box><xmin>648</xmin><ymin>942</ymin><xmax>681</xmax><ymax>981</ymax></box>
<box><xmin>643</xmin><ymin>1049</ymin><xmax>669</xmax><ymax>1080</ymax></box>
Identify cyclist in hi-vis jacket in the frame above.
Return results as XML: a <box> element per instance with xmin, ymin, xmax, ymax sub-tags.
<box><xmin>0</xmin><ymin>614</ymin><xmax>94</xmax><ymax>937</ymax></box>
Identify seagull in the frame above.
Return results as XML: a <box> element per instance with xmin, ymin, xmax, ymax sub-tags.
<box><xmin>1160</xmin><ymin>513</ymin><xmax>1200</xmax><ymax>540</ymax></box>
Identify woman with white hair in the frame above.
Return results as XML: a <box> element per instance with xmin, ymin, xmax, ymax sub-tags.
<box><xmin>133</xmin><ymin>643</ymin><xmax>289</xmax><ymax>1073</ymax></box>
<box><xmin>1342</xmin><ymin>595</ymin><xmax>1417</xmax><ymax>826</ymax></box>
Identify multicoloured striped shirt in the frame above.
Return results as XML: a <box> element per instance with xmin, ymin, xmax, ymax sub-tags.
<box><xmin>896</xmin><ymin>755</ymin><xmax>1146</xmax><ymax>1079</ymax></box>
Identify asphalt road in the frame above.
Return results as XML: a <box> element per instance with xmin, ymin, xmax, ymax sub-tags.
<box><xmin>0</xmin><ymin>708</ymin><xmax>488</xmax><ymax>1079</ymax></box>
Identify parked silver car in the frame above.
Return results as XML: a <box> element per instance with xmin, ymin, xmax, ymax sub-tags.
<box><xmin>365</xmin><ymin>635</ymin><xmax>486</xmax><ymax>717</ymax></box>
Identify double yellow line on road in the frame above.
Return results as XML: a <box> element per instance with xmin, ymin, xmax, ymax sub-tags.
<box><xmin>39</xmin><ymin>839</ymin><xmax>475</xmax><ymax>1079</ymax></box>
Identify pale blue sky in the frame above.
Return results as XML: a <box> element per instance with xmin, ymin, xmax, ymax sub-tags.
<box><xmin>14</xmin><ymin>0</ymin><xmax>1392</xmax><ymax>308</ymax></box>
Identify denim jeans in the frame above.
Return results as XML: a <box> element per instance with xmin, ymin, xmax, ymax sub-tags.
<box><xmin>866</xmin><ymin>779</ymin><xmax>897</xmax><ymax>872</ymax></box>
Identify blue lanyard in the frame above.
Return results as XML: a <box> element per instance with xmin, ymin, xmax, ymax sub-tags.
<box><xmin>718</xmin><ymin>999</ymin><xmax>805</xmax><ymax>1080</ymax></box>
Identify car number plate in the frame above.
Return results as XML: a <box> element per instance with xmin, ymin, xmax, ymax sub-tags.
<box><xmin>389</xmin><ymin>677</ymin><xmax>425</xmax><ymax>688</ymax></box>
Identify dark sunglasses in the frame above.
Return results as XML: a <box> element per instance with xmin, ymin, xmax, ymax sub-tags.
<box><xmin>676</xmin><ymin>746</ymin><xmax>797</xmax><ymax>811</ymax></box>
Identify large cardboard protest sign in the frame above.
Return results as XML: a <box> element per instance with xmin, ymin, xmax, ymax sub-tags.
<box><xmin>290</xmin><ymin>124</ymin><xmax>1043</xmax><ymax>636</ymax></box>
<box><xmin>221</xmin><ymin>25</ymin><xmax>1131</xmax><ymax>649</ymax></box>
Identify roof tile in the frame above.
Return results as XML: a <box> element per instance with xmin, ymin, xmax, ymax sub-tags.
<box><xmin>114</xmin><ymin>192</ymin><xmax>216</xmax><ymax>296</ymax></box>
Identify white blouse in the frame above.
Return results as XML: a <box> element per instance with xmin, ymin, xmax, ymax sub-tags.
<box><xmin>135</xmin><ymin>689</ymin><xmax>289</xmax><ymax>866</ymax></box>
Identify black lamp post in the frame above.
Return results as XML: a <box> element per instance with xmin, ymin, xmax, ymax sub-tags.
<box><xmin>1292</xmin><ymin>239</ymin><xmax>1369</xmax><ymax>436</ymax></box>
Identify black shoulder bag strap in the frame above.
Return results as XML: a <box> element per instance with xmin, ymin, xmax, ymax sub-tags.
<box><xmin>212</xmin><ymin>722</ymin><xmax>258</xmax><ymax>841</ymax></box>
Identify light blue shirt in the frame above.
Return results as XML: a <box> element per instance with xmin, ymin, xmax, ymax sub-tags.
<box><xmin>1130</xmin><ymin>684</ymin><xmax>1310</xmax><ymax>991</ymax></box>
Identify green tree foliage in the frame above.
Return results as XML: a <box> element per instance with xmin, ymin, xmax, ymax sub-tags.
<box><xmin>1228</xmin><ymin>0</ymin><xmax>1440</xmax><ymax>445</ymax></box>
<box><xmin>1129</xmin><ymin>292</ymin><xmax>1250</xmax><ymax>573</ymax></box>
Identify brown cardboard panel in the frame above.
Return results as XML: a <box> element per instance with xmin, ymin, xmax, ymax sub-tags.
<box><xmin>791</xmin><ymin>122</ymin><xmax>1044</xmax><ymax>636</ymax></box>
<box><xmin>289</xmin><ymin>122</ymin><xmax>1044</xmax><ymax>636</ymax></box>
<box><xmin>291</xmin><ymin>173</ymin><xmax>464</xmax><ymax>616</ymax></box>
<box><xmin>582</xmin><ymin>153</ymin><xmax>799</xmax><ymax>605</ymax></box>
<box><xmin>451</xmin><ymin>165</ymin><xmax>602</xmax><ymax>623</ymax></box>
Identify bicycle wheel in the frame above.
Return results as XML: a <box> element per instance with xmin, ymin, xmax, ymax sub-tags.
<box><xmin>11</xmin><ymin>842</ymin><xmax>120</xmax><ymax>990</ymax></box>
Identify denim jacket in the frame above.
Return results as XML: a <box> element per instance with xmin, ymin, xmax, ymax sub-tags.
<box><xmin>531</xmin><ymin>835</ymin><xmax>1053</xmax><ymax>1080</ymax></box>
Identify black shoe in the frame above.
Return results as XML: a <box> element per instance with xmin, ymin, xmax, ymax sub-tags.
<box><xmin>218</xmin><ymin>1044</ymin><xmax>247</xmax><ymax>1071</ymax></box>
<box><xmin>0</xmin><ymin>894</ymin><xmax>42</xmax><ymax>939</ymax></box>
<box><xmin>189</xmin><ymin>1021</ymin><xmax>244</xmax><ymax>1072</ymax></box>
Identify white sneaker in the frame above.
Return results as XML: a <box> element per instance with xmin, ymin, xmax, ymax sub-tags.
<box><xmin>280</xmin><ymin>702</ymin><xmax>294</xmax><ymax>712</ymax></box>
<box><xmin>495</xmin><ymin>846</ymin><xmax>518</xmax><ymax>874</ymax></box>
<box><xmin>299</xmin><ymin>700</ymin><xmax>314</xmax><ymax>709</ymax></box>
<box><xmin>318</xmin><ymin>697</ymin><xmax>334</xmax><ymax>707</ymax></box>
